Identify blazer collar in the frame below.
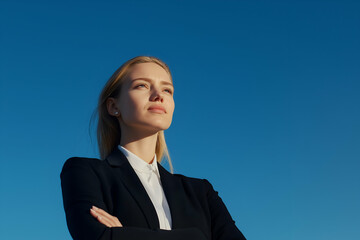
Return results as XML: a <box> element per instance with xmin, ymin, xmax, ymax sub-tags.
<box><xmin>158</xmin><ymin>163</ymin><xmax>188</xmax><ymax>229</ymax></box>
<box><xmin>105</xmin><ymin>148</ymin><xmax>160</xmax><ymax>229</ymax></box>
<box><xmin>106</xmin><ymin>148</ymin><xmax>186</xmax><ymax>229</ymax></box>
<box><xmin>106</xmin><ymin>147</ymin><xmax>128</xmax><ymax>167</ymax></box>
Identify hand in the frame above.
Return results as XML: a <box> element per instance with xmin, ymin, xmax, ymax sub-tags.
<box><xmin>90</xmin><ymin>206</ymin><xmax>123</xmax><ymax>228</ymax></box>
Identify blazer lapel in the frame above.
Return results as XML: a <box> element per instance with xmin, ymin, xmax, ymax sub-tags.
<box><xmin>158</xmin><ymin>164</ymin><xmax>188</xmax><ymax>229</ymax></box>
<box><xmin>106</xmin><ymin>148</ymin><xmax>160</xmax><ymax>229</ymax></box>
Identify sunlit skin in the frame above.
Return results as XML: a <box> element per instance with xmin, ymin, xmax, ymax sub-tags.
<box><xmin>117</xmin><ymin>62</ymin><xmax>175</xmax><ymax>138</ymax></box>
<box><xmin>91</xmin><ymin>62</ymin><xmax>175</xmax><ymax>227</ymax></box>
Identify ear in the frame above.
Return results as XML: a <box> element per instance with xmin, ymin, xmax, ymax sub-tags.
<box><xmin>106</xmin><ymin>97</ymin><xmax>120</xmax><ymax>117</ymax></box>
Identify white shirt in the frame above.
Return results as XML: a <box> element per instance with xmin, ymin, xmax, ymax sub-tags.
<box><xmin>118</xmin><ymin>145</ymin><xmax>172</xmax><ymax>230</ymax></box>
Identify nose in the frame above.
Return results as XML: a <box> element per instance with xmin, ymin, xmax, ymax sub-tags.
<box><xmin>150</xmin><ymin>88</ymin><xmax>164</xmax><ymax>102</ymax></box>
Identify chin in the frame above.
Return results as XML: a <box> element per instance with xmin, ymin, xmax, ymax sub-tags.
<box><xmin>130</xmin><ymin>120</ymin><xmax>171</xmax><ymax>133</ymax></box>
<box><xmin>150</xmin><ymin>123</ymin><xmax>171</xmax><ymax>132</ymax></box>
<box><xmin>146</xmin><ymin>118</ymin><xmax>172</xmax><ymax>129</ymax></box>
<box><xmin>148</xmin><ymin>121</ymin><xmax>172</xmax><ymax>132</ymax></box>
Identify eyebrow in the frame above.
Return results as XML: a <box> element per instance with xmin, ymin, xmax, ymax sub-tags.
<box><xmin>132</xmin><ymin>78</ymin><xmax>174</xmax><ymax>87</ymax></box>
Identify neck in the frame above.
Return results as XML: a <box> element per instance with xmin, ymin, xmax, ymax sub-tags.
<box><xmin>120</xmin><ymin>128</ymin><xmax>158</xmax><ymax>164</ymax></box>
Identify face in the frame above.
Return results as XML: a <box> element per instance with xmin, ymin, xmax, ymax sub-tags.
<box><xmin>109</xmin><ymin>62</ymin><xmax>175</xmax><ymax>134</ymax></box>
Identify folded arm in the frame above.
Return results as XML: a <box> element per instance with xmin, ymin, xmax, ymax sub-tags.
<box><xmin>60</xmin><ymin>158</ymin><xmax>207</xmax><ymax>240</ymax></box>
<box><xmin>203</xmin><ymin>179</ymin><xmax>246</xmax><ymax>240</ymax></box>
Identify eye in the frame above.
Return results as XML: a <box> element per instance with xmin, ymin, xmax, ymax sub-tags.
<box><xmin>164</xmin><ymin>88</ymin><xmax>173</xmax><ymax>94</ymax></box>
<box><xmin>134</xmin><ymin>84</ymin><xmax>148</xmax><ymax>89</ymax></box>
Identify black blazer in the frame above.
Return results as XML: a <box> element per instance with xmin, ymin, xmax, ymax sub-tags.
<box><xmin>60</xmin><ymin>148</ymin><xmax>246</xmax><ymax>240</ymax></box>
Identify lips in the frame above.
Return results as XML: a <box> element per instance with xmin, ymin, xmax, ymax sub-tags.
<box><xmin>148</xmin><ymin>105</ymin><xmax>166</xmax><ymax>113</ymax></box>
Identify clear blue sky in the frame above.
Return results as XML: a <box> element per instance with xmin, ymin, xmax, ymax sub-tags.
<box><xmin>1</xmin><ymin>1</ymin><xmax>359</xmax><ymax>239</ymax></box>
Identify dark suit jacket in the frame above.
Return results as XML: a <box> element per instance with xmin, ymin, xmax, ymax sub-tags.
<box><xmin>60</xmin><ymin>148</ymin><xmax>246</xmax><ymax>240</ymax></box>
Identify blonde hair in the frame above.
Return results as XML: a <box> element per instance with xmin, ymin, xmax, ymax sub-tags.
<box><xmin>97</xmin><ymin>56</ymin><xmax>173</xmax><ymax>172</ymax></box>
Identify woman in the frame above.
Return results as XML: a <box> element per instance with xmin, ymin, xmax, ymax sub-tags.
<box><xmin>61</xmin><ymin>56</ymin><xmax>246</xmax><ymax>240</ymax></box>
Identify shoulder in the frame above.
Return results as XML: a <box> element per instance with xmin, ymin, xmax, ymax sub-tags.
<box><xmin>172</xmin><ymin>173</ymin><xmax>215</xmax><ymax>194</ymax></box>
<box><xmin>62</xmin><ymin>156</ymin><xmax>102</xmax><ymax>169</ymax></box>
<box><xmin>60</xmin><ymin>157</ymin><xmax>106</xmax><ymax>177</ymax></box>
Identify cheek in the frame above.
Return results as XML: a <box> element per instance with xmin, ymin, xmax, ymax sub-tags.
<box><xmin>169</xmin><ymin>98</ymin><xmax>175</xmax><ymax>110</ymax></box>
<box><xmin>120</xmin><ymin>95</ymin><xmax>144</xmax><ymax>119</ymax></box>
<box><xmin>167</xmin><ymin>99</ymin><xmax>175</xmax><ymax>116</ymax></box>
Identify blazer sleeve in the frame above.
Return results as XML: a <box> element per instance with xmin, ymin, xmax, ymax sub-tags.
<box><xmin>60</xmin><ymin>158</ymin><xmax>207</xmax><ymax>240</ymax></box>
<box><xmin>203</xmin><ymin>179</ymin><xmax>246</xmax><ymax>240</ymax></box>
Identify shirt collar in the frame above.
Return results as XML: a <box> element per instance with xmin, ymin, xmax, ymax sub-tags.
<box><xmin>118</xmin><ymin>145</ymin><xmax>159</xmax><ymax>176</ymax></box>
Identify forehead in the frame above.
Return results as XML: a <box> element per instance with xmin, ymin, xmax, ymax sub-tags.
<box><xmin>127</xmin><ymin>62</ymin><xmax>171</xmax><ymax>82</ymax></box>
